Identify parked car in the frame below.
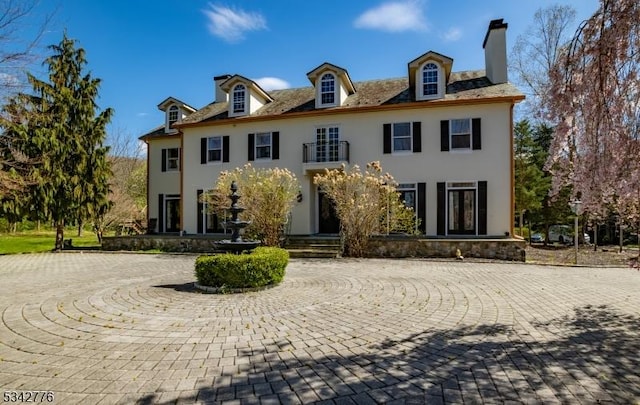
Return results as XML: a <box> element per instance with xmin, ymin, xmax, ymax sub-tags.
<box><xmin>530</xmin><ymin>233</ymin><xmax>544</xmax><ymax>243</ymax></box>
<box><xmin>548</xmin><ymin>225</ymin><xmax>573</xmax><ymax>244</ymax></box>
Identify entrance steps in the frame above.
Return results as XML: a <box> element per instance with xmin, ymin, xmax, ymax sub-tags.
<box><xmin>285</xmin><ymin>235</ymin><xmax>341</xmax><ymax>258</ymax></box>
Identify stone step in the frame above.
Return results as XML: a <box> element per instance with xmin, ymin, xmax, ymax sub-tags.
<box><xmin>287</xmin><ymin>248</ymin><xmax>339</xmax><ymax>259</ymax></box>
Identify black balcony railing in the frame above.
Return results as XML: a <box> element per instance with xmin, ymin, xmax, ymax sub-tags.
<box><xmin>303</xmin><ymin>141</ymin><xmax>350</xmax><ymax>163</ymax></box>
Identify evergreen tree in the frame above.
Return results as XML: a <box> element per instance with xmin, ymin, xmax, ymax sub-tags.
<box><xmin>514</xmin><ymin>120</ymin><xmax>548</xmax><ymax>238</ymax></box>
<box><xmin>2</xmin><ymin>34</ymin><xmax>113</xmax><ymax>250</ymax></box>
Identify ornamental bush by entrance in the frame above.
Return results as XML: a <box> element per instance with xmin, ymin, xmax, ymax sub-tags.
<box><xmin>194</xmin><ymin>247</ymin><xmax>288</xmax><ymax>289</ymax></box>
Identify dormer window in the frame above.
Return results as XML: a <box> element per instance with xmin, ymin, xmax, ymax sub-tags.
<box><xmin>320</xmin><ymin>73</ymin><xmax>336</xmax><ymax>105</ymax></box>
<box><xmin>408</xmin><ymin>51</ymin><xmax>452</xmax><ymax>101</ymax></box>
<box><xmin>168</xmin><ymin>105</ymin><xmax>179</xmax><ymax>127</ymax></box>
<box><xmin>422</xmin><ymin>63</ymin><xmax>438</xmax><ymax>97</ymax></box>
<box><xmin>233</xmin><ymin>84</ymin><xmax>246</xmax><ymax>114</ymax></box>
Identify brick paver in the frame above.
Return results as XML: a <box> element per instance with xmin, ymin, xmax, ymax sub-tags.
<box><xmin>0</xmin><ymin>253</ymin><xmax>639</xmax><ymax>404</ymax></box>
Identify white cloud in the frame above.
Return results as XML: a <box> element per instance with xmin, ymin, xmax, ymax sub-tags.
<box><xmin>354</xmin><ymin>1</ymin><xmax>428</xmax><ymax>33</ymax></box>
<box><xmin>441</xmin><ymin>27</ymin><xmax>462</xmax><ymax>42</ymax></box>
<box><xmin>136</xmin><ymin>112</ymin><xmax>149</xmax><ymax>117</ymax></box>
<box><xmin>203</xmin><ymin>3</ymin><xmax>267</xmax><ymax>43</ymax></box>
<box><xmin>254</xmin><ymin>77</ymin><xmax>290</xmax><ymax>91</ymax></box>
<box><xmin>0</xmin><ymin>72</ymin><xmax>19</xmax><ymax>86</ymax></box>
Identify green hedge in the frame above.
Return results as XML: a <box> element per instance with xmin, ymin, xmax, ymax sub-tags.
<box><xmin>195</xmin><ymin>247</ymin><xmax>289</xmax><ymax>289</ymax></box>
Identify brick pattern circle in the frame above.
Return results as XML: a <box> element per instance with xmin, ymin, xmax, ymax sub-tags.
<box><xmin>0</xmin><ymin>253</ymin><xmax>638</xmax><ymax>404</ymax></box>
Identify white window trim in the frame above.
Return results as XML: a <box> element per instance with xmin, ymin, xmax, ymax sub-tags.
<box><xmin>397</xmin><ymin>182</ymin><xmax>419</xmax><ymax>231</ymax></box>
<box><xmin>206</xmin><ymin>136</ymin><xmax>223</xmax><ymax>165</ymax></box>
<box><xmin>317</xmin><ymin>72</ymin><xmax>338</xmax><ymax>108</ymax></box>
<box><xmin>166</xmin><ymin>147</ymin><xmax>180</xmax><ymax>171</ymax></box>
<box><xmin>230</xmin><ymin>84</ymin><xmax>247</xmax><ymax>117</ymax></box>
<box><xmin>165</xmin><ymin>105</ymin><xmax>180</xmax><ymax>132</ymax></box>
<box><xmin>450</xmin><ymin>118</ymin><xmax>472</xmax><ymax>153</ymax></box>
<box><xmin>417</xmin><ymin>61</ymin><xmax>444</xmax><ymax>101</ymax></box>
<box><xmin>254</xmin><ymin>132</ymin><xmax>272</xmax><ymax>161</ymax></box>
<box><xmin>391</xmin><ymin>122</ymin><xmax>413</xmax><ymax>155</ymax></box>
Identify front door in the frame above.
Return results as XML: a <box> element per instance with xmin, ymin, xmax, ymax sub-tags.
<box><xmin>448</xmin><ymin>189</ymin><xmax>475</xmax><ymax>235</ymax></box>
<box><xmin>165</xmin><ymin>198</ymin><xmax>180</xmax><ymax>232</ymax></box>
<box><xmin>318</xmin><ymin>190</ymin><xmax>340</xmax><ymax>234</ymax></box>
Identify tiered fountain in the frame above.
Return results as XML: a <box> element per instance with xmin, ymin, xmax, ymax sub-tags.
<box><xmin>215</xmin><ymin>181</ymin><xmax>261</xmax><ymax>254</ymax></box>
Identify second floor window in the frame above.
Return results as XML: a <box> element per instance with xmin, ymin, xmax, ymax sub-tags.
<box><xmin>320</xmin><ymin>73</ymin><xmax>335</xmax><ymax>105</ymax></box>
<box><xmin>392</xmin><ymin>122</ymin><xmax>412</xmax><ymax>152</ymax></box>
<box><xmin>422</xmin><ymin>63</ymin><xmax>438</xmax><ymax>97</ymax></box>
<box><xmin>166</xmin><ymin>148</ymin><xmax>179</xmax><ymax>171</ymax></box>
<box><xmin>255</xmin><ymin>132</ymin><xmax>271</xmax><ymax>159</ymax></box>
<box><xmin>450</xmin><ymin>118</ymin><xmax>471</xmax><ymax>150</ymax></box>
<box><xmin>233</xmin><ymin>84</ymin><xmax>246</xmax><ymax>113</ymax></box>
<box><xmin>207</xmin><ymin>136</ymin><xmax>222</xmax><ymax>162</ymax></box>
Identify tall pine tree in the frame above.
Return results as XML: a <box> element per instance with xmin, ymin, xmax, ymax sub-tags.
<box><xmin>5</xmin><ymin>34</ymin><xmax>112</xmax><ymax>250</ymax></box>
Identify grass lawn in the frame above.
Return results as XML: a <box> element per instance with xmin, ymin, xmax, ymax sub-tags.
<box><xmin>0</xmin><ymin>231</ymin><xmax>102</xmax><ymax>254</ymax></box>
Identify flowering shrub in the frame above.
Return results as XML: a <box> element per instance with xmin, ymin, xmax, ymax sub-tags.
<box><xmin>206</xmin><ymin>164</ymin><xmax>299</xmax><ymax>246</ymax></box>
<box><xmin>314</xmin><ymin>161</ymin><xmax>418</xmax><ymax>257</ymax></box>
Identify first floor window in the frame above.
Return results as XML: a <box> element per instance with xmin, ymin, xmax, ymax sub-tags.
<box><xmin>450</xmin><ymin>119</ymin><xmax>471</xmax><ymax>150</ymax></box>
<box><xmin>207</xmin><ymin>136</ymin><xmax>222</xmax><ymax>162</ymax></box>
<box><xmin>397</xmin><ymin>183</ymin><xmax>416</xmax><ymax>210</ymax></box>
<box><xmin>392</xmin><ymin>122</ymin><xmax>411</xmax><ymax>152</ymax></box>
<box><xmin>166</xmin><ymin>148</ymin><xmax>179</xmax><ymax>171</ymax></box>
<box><xmin>255</xmin><ymin>132</ymin><xmax>271</xmax><ymax>159</ymax></box>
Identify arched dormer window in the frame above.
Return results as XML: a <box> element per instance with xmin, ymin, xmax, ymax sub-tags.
<box><xmin>422</xmin><ymin>63</ymin><xmax>439</xmax><ymax>97</ymax></box>
<box><xmin>233</xmin><ymin>84</ymin><xmax>246</xmax><ymax>114</ymax></box>
<box><xmin>320</xmin><ymin>73</ymin><xmax>335</xmax><ymax>105</ymax></box>
<box><xmin>168</xmin><ymin>105</ymin><xmax>179</xmax><ymax>126</ymax></box>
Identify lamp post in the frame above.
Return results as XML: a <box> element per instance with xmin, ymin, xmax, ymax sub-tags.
<box><xmin>570</xmin><ymin>199</ymin><xmax>582</xmax><ymax>264</ymax></box>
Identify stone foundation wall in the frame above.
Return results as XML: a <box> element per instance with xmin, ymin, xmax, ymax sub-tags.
<box><xmin>103</xmin><ymin>235</ymin><xmax>526</xmax><ymax>261</ymax></box>
<box><xmin>366</xmin><ymin>236</ymin><xmax>526</xmax><ymax>261</ymax></box>
<box><xmin>102</xmin><ymin>235</ymin><xmax>223</xmax><ymax>253</ymax></box>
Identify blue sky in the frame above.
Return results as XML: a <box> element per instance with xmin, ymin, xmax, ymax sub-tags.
<box><xmin>31</xmin><ymin>0</ymin><xmax>600</xmax><ymax>147</ymax></box>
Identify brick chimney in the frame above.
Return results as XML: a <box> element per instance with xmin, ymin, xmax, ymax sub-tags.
<box><xmin>214</xmin><ymin>74</ymin><xmax>231</xmax><ymax>103</ymax></box>
<box><xmin>483</xmin><ymin>19</ymin><xmax>508</xmax><ymax>84</ymax></box>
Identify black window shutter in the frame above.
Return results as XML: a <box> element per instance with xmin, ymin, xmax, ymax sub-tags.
<box><xmin>437</xmin><ymin>182</ymin><xmax>445</xmax><ymax>235</ymax></box>
<box><xmin>161</xmin><ymin>149</ymin><xmax>167</xmax><ymax>172</ymax></box>
<box><xmin>223</xmin><ymin>136</ymin><xmax>230</xmax><ymax>162</ymax></box>
<box><xmin>179</xmin><ymin>148</ymin><xmax>182</xmax><ymax>171</ymax></box>
<box><xmin>472</xmin><ymin>118</ymin><xmax>482</xmax><ymax>150</ymax></box>
<box><xmin>248</xmin><ymin>133</ymin><xmax>255</xmax><ymax>161</ymax></box>
<box><xmin>417</xmin><ymin>182</ymin><xmax>426</xmax><ymax>233</ymax></box>
<box><xmin>197</xmin><ymin>190</ymin><xmax>203</xmax><ymax>234</ymax></box>
<box><xmin>478</xmin><ymin>181</ymin><xmax>487</xmax><ymax>235</ymax></box>
<box><xmin>272</xmin><ymin>132</ymin><xmax>280</xmax><ymax>160</ymax></box>
<box><xmin>440</xmin><ymin>120</ymin><xmax>450</xmax><ymax>151</ymax></box>
<box><xmin>383</xmin><ymin>124</ymin><xmax>391</xmax><ymax>154</ymax></box>
<box><xmin>412</xmin><ymin>122</ymin><xmax>422</xmax><ymax>153</ymax></box>
<box><xmin>158</xmin><ymin>194</ymin><xmax>164</xmax><ymax>233</ymax></box>
<box><xmin>201</xmin><ymin>138</ymin><xmax>207</xmax><ymax>164</ymax></box>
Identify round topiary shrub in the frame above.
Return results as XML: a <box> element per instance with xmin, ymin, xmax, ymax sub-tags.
<box><xmin>194</xmin><ymin>247</ymin><xmax>288</xmax><ymax>290</ymax></box>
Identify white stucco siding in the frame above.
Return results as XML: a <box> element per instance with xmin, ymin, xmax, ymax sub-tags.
<box><xmin>147</xmin><ymin>137</ymin><xmax>182</xmax><ymax>227</ymax></box>
<box><xmin>177</xmin><ymin>101</ymin><xmax>513</xmax><ymax>235</ymax></box>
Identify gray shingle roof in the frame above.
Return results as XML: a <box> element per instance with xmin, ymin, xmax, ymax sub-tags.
<box><xmin>142</xmin><ymin>70</ymin><xmax>523</xmax><ymax>138</ymax></box>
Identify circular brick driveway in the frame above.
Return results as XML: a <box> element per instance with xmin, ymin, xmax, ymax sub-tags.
<box><xmin>0</xmin><ymin>253</ymin><xmax>638</xmax><ymax>404</ymax></box>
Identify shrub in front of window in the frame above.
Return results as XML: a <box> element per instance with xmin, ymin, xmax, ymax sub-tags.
<box><xmin>195</xmin><ymin>247</ymin><xmax>289</xmax><ymax>289</ymax></box>
<box><xmin>204</xmin><ymin>164</ymin><xmax>299</xmax><ymax>246</ymax></box>
<box><xmin>314</xmin><ymin>161</ymin><xmax>418</xmax><ymax>257</ymax></box>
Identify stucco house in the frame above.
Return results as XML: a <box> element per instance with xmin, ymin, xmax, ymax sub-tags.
<box><xmin>140</xmin><ymin>19</ymin><xmax>524</xmax><ymax>239</ymax></box>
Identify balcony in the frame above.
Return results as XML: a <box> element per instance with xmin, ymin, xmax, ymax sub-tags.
<box><xmin>302</xmin><ymin>141</ymin><xmax>349</xmax><ymax>173</ymax></box>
